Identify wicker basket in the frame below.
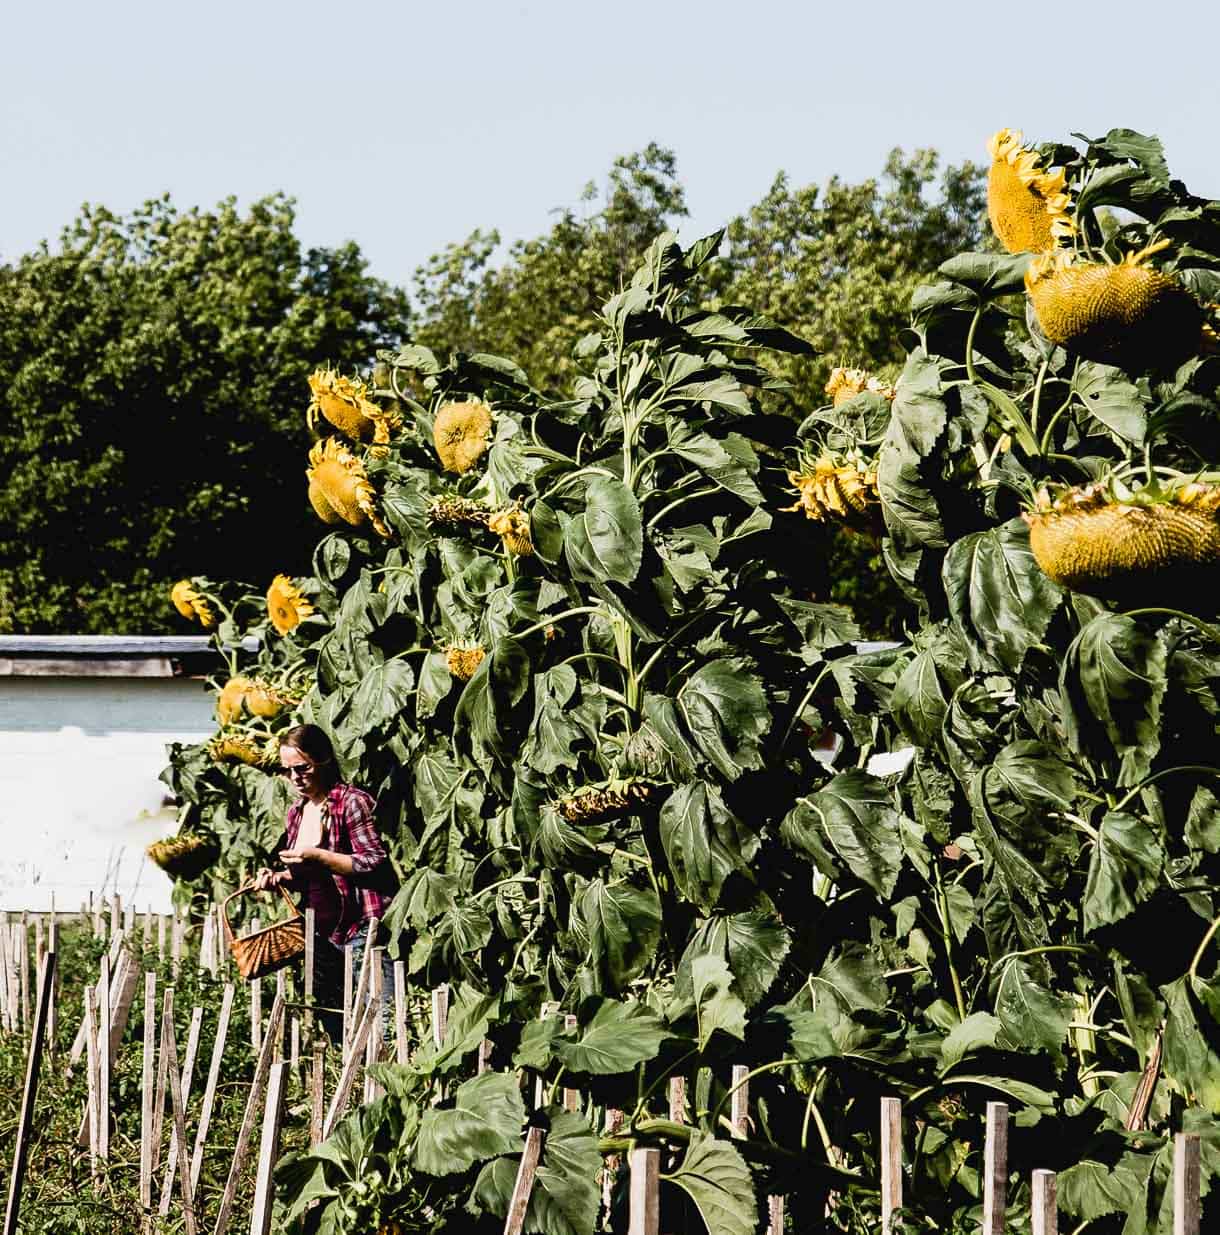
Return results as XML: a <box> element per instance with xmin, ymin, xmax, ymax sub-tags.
<box><xmin>221</xmin><ymin>883</ymin><xmax>306</xmax><ymax>981</ymax></box>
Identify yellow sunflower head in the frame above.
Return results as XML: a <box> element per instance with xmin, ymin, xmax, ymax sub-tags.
<box><xmin>306</xmin><ymin>438</ymin><xmax>391</xmax><ymax>538</ymax></box>
<box><xmin>1023</xmin><ymin>480</ymin><xmax>1220</xmax><ymax>602</ymax></box>
<box><xmin>208</xmin><ymin>733</ymin><xmax>275</xmax><ymax>768</ymax></box>
<box><xmin>784</xmin><ymin>452</ymin><xmax>882</xmax><ymax>535</ymax></box>
<box><xmin>433</xmin><ymin>400</ymin><xmax>493</xmax><ymax>474</ymax></box>
<box><xmin>824</xmin><ymin>368</ymin><xmax>896</xmax><ymax>408</ymax></box>
<box><xmin>1025</xmin><ymin>242</ymin><xmax>1203</xmax><ymax>368</ymax></box>
<box><xmin>307</xmin><ymin>367</ymin><xmax>400</xmax><ymax>449</ymax></box>
<box><xmin>267</xmin><ymin>574</ymin><xmax>315</xmax><ymax>635</ymax></box>
<box><xmin>986</xmin><ymin>129</ymin><xmax>1074</xmax><ymax>254</ymax></box>
<box><xmin>445</xmin><ymin>644</ymin><xmax>486</xmax><ymax>681</ymax></box>
<box><xmin>170</xmin><ymin>579</ymin><xmax>214</xmax><ymax>628</ymax></box>
<box><xmin>487</xmin><ymin>507</ymin><xmax>534</xmax><ymax>556</ymax></box>
<box><xmin>217</xmin><ymin>676</ymin><xmax>255</xmax><ymax>725</ymax></box>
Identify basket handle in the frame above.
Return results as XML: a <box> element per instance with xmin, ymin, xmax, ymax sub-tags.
<box><xmin>220</xmin><ymin>881</ymin><xmax>301</xmax><ymax>947</ymax></box>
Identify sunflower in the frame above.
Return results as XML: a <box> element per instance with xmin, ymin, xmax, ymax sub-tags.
<box><xmin>487</xmin><ymin>507</ymin><xmax>533</xmax><ymax>556</ymax></box>
<box><xmin>986</xmin><ymin>129</ymin><xmax>1074</xmax><ymax>254</ymax></box>
<box><xmin>428</xmin><ymin>496</ymin><xmax>491</xmax><ymax>532</ymax></box>
<box><xmin>170</xmin><ymin>579</ymin><xmax>214</xmax><ymax>628</ymax></box>
<box><xmin>445</xmin><ymin>645</ymin><xmax>486</xmax><ymax>681</ymax></box>
<box><xmin>208</xmin><ymin>733</ymin><xmax>275</xmax><ymax>768</ymax></box>
<box><xmin>825</xmin><ymin>367</ymin><xmax>897</xmax><ymax>408</ymax></box>
<box><xmin>1025</xmin><ymin>242</ymin><xmax>1203</xmax><ymax>369</ymax></box>
<box><xmin>267</xmin><ymin>574</ymin><xmax>315</xmax><ymax>635</ymax></box>
<box><xmin>146</xmin><ymin>833</ymin><xmax>220</xmax><ymax>881</ymax></box>
<box><xmin>558</xmin><ymin>780</ymin><xmax>657</xmax><ymax>824</ymax></box>
<box><xmin>1023</xmin><ymin>480</ymin><xmax>1220</xmax><ymax>602</ymax></box>
<box><xmin>784</xmin><ymin>453</ymin><xmax>882</xmax><ymax>535</ymax></box>
<box><xmin>217</xmin><ymin>676</ymin><xmax>288</xmax><ymax>723</ymax></box>
<box><xmin>433</xmin><ymin>400</ymin><xmax>493</xmax><ymax>474</ymax></box>
<box><xmin>217</xmin><ymin>676</ymin><xmax>255</xmax><ymax>725</ymax></box>
<box><xmin>307</xmin><ymin>367</ymin><xmax>400</xmax><ymax>448</ymax></box>
<box><xmin>306</xmin><ymin>438</ymin><xmax>391</xmax><ymax>538</ymax></box>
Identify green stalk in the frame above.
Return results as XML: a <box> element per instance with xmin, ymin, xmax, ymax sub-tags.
<box><xmin>1028</xmin><ymin>358</ymin><xmax>1050</xmax><ymax>437</ymax></box>
<box><xmin>933</xmin><ymin>857</ymin><xmax>967</xmax><ymax>1022</ymax></box>
<box><xmin>1188</xmin><ymin>913</ymin><xmax>1220</xmax><ymax>983</ymax></box>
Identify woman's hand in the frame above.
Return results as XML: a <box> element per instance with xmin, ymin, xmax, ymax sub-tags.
<box><xmin>279</xmin><ymin>845</ymin><xmax>320</xmax><ymax>868</ymax></box>
<box><xmin>253</xmin><ymin>866</ymin><xmax>290</xmax><ymax>890</ymax></box>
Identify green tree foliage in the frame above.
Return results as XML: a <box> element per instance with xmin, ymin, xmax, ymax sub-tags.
<box><xmin>0</xmin><ymin>194</ymin><xmax>410</xmax><ymax>633</ymax></box>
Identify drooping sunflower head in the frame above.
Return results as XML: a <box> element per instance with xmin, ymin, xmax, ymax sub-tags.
<box><xmin>487</xmin><ymin>507</ymin><xmax>534</xmax><ymax>556</ymax></box>
<box><xmin>784</xmin><ymin>452</ymin><xmax>882</xmax><ymax>535</ymax></box>
<box><xmin>428</xmin><ymin>495</ymin><xmax>491</xmax><ymax>533</ymax></box>
<box><xmin>146</xmin><ymin>833</ymin><xmax>220</xmax><ymax>881</ymax></box>
<box><xmin>267</xmin><ymin>574</ymin><xmax>315</xmax><ymax>635</ymax></box>
<box><xmin>445</xmin><ymin>644</ymin><xmax>486</xmax><ymax>681</ymax></box>
<box><xmin>306</xmin><ymin>438</ymin><xmax>390</xmax><ymax>538</ymax></box>
<box><xmin>1023</xmin><ymin>479</ymin><xmax>1220</xmax><ymax>603</ymax></box>
<box><xmin>307</xmin><ymin>367</ymin><xmax>400</xmax><ymax>447</ymax></box>
<box><xmin>1025</xmin><ymin>242</ymin><xmax>1203</xmax><ymax>369</ymax></box>
<box><xmin>208</xmin><ymin>733</ymin><xmax>276</xmax><ymax>768</ymax></box>
<box><xmin>170</xmin><ymin>579</ymin><xmax>215</xmax><ymax>628</ymax></box>
<box><xmin>217</xmin><ymin>676</ymin><xmax>255</xmax><ymax>725</ymax></box>
<box><xmin>433</xmin><ymin>400</ymin><xmax>493</xmax><ymax>474</ymax></box>
<box><xmin>824</xmin><ymin>367</ymin><xmax>897</xmax><ymax>408</ymax></box>
<box><xmin>986</xmin><ymin>128</ymin><xmax>1075</xmax><ymax>254</ymax></box>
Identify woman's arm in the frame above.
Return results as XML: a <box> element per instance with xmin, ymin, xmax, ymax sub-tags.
<box><xmin>279</xmin><ymin>845</ymin><xmax>355</xmax><ymax>877</ymax></box>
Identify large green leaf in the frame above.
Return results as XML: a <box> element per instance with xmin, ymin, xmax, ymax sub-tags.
<box><xmin>659</xmin><ymin>782</ymin><xmax>757</xmax><ymax>911</ymax></box>
<box><xmin>891</xmin><ymin>647</ymin><xmax>950</xmax><ymax>746</ymax></box>
<box><xmin>575</xmin><ymin>878</ymin><xmax>661</xmax><ymax>993</ymax></box>
<box><xmin>663</xmin><ymin>1132</ymin><xmax>754</xmax><ymax>1235</ymax></box>
<box><xmin>1161</xmin><ymin>975</ymin><xmax>1220</xmax><ymax>1113</ymax></box>
<box><xmin>943</xmin><ymin>519</ymin><xmax>1062</xmax><ymax>674</ymax></box>
<box><xmin>1072</xmin><ymin>362</ymin><xmax>1147</xmax><ymax>444</ymax></box>
<box><xmin>791</xmin><ymin>770</ymin><xmax>903</xmax><ymax>898</ymax></box>
<box><xmin>413</xmin><ymin>1071</ymin><xmax>525</xmax><ymax>1176</ymax></box>
<box><xmin>690</xmin><ymin>953</ymin><xmax>747</xmax><ymax>1049</ymax></box>
<box><xmin>1057</xmin><ymin>1157</ymin><xmax>1152</xmax><ymax>1224</ymax></box>
<box><xmin>1083</xmin><ymin>811</ymin><xmax>1165</xmax><ymax>933</ymax></box>
<box><xmin>676</xmin><ymin>659</ymin><xmax>770</xmax><ymax>782</ymax></box>
<box><xmin>564</xmin><ymin>477</ymin><xmax>643</xmax><ymax>585</ymax></box>
<box><xmin>993</xmin><ymin>958</ymin><xmax>1073</xmax><ymax>1063</ymax></box>
<box><xmin>350</xmin><ymin>657</ymin><xmax>415</xmax><ymax>732</ymax></box>
<box><xmin>553</xmin><ymin>1000</ymin><xmax>668</xmax><ymax>1074</ymax></box>
<box><xmin>680</xmin><ymin>913</ymin><xmax>790</xmax><ymax>1009</ymax></box>
<box><xmin>1061</xmin><ymin>614</ymin><xmax>1168</xmax><ymax>785</ymax></box>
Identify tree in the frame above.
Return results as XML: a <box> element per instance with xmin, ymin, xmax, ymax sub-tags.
<box><xmin>0</xmin><ymin>194</ymin><xmax>410</xmax><ymax>633</ymax></box>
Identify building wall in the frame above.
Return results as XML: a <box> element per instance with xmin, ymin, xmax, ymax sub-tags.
<box><xmin>0</xmin><ymin>676</ymin><xmax>214</xmax><ymax>912</ymax></box>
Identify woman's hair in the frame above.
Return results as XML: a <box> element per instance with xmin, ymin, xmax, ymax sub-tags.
<box><xmin>279</xmin><ymin>724</ymin><xmax>337</xmax><ymax>776</ymax></box>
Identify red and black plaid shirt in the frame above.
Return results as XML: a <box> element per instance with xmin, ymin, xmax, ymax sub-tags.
<box><xmin>279</xmin><ymin>783</ymin><xmax>394</xmax><ymax>947</ymax></box>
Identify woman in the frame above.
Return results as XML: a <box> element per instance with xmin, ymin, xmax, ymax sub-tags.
<box><xmin>254</xmin><ymin>723</ymin><xmax>395</xmax><ymax>1041</ymax></box>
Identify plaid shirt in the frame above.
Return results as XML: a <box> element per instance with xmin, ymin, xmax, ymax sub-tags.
<box><xmin>279</xmin><ymin>783</ymin><xmax>394</xmax><ymax>947</ymax></box>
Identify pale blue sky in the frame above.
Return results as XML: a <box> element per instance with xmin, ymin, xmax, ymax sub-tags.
<box><xmin>4</xmin><ymin>0</ymin><xmax>1218</xmax><ymax>288</ymax></box>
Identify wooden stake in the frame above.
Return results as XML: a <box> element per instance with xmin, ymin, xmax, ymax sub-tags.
<box><xmin>628</xmin><ymin>1146</ymin><xmax>660</xmax><ymax>1235</ymax></box>
<box><xmin>1032</xmin><ymin>1168</ymin><xmax>1058</xmax><ymax>1235</ymax></box>
<box><xmin>602</xmin><ymin>1109</ymin><xmax>624</xmax><ymax>1216</ymax></box>
<box><xmin>303</xmin><ymin>908</ymin><xmax>315</xmax><ymax>1042</ymax></box>
<box><xmin>730</xmin><ymin>1064</ymin><xmax>749</xmax><ymax>1138</ymax></box>
<box><xmin>983</xmin><ymin>1101</ymin><xmax>1008</xmax><ymax>1235</ymax></box>
<box><xmin>199</xmin><ymin>912</ymin><xmax>213</xmax><ymax>978</ymax></box>
<box><xmin>766</xmin><ymin>1194</ymin><xmax>785</xmax><ymax>1235</ymax></box>
<box><xmin>189</xmin><ymin>984</ymin><xmax>235</xmax><ymax>1197</ymax></box>
<box><xmin>1175</xmin><ymin>1133</ymin><xmax>1201</xmax><ymax>1235</ymax></box>
<box><xmin>477</xmin><ymin>1038</ymin><xmax>494</xmax><ymax>1075</ymax></box>
<box><xmin>84</xmin><ymin>989</ymin><xmax>100</xmax><ymax>1190</ymax></box>
<box><xmin>143</xmin><ymin>908</ymin><xmax>152</xmax><ymax>952</ymax></box>
<box><xmin>668</xmin><ymin>1076</ymin><xmax>685</xmax><ymax>1124</ymax></box>
<box><xmin>249</xmin><ymin>1061</ymin><xmax>288</xmax><ymax>1235</ymax></box>
<box><xmin>431</xmin><ymin>983</ymin><xmax>449</xmax><ymax>1048</ymax></box>
<box><xmin>324</xmin><ymin>998</ymin><xmax>378</xmax><ymax>1138</ymax></box>
<box><xmin>17</xmin><ymin>924</ymin><xmax>29</xmax><ymax>1034</ymax></box>
<box><xmin>2</xmin><ymin>951</ymin><xmax>56</xmax><ymax>1235</ymax></box>
<box><xmin>880</xmin><ymin>1096</ymin><xmax>902</xmax><ymax>1235</ymax></box>
<box><xmin>110</xmin><ymin>895</ymin><xmax>121</xmax><ymax>942</ymax></box>
<box><xmin>364</xmin><ymin>984</ymin><xmax>384</xmax><ymax>1104</ymax></box>
<box><xmin>503</xmin><ymin>1127</ymin><xmax>546</xmax><ymax>1235</ymax></box>
<box><xmin>562</xmin><ymin>1014</ymin><xmax>580</xmax><ymax>1113</ymax></box>
<box><xmin>341</xmin><ymin>945</ymin><xmax>353</xmax><ymax>1054</ymax></box>
<box><xmin>274</xmin><ymin>970</ymin><xmax>286</xmax><ymax>1058</ymax></box>
<box><xmin>393</xmin><ymin>961</ymin><xmax>408</xmax><ymax>1065</ymax></box>
<box><xmin>162</xmin><ymin>1001</ymin><xmax>198</xmax><ymax>1235</ymax></box>
<box><xmin>151</xmin><ymin>987</ymin><xmax>174</xmax><ymax>1170</ymax></box>
<box><xmin>140</xmin><ymin>972</ymin><xmax>157</xmax><ymax>1214</ymax></box>
<box><xmin>211</xmin><ymin>988</ymin><xmax>285</xmax><ymax>1235</ymax></box>
<box><xmin>97</xmin><ymin>952</ymin><xmax>110</xmax><ymax>1163</ymax></box>
<box><xmin>309</xmin><ymin>1041</ymin><xmax>325</xmax><ymax>1146</ymax></box>
<box><xmin>158</xmin><ymin>1006</ymin><xmax>204</xmax><ymax>1215</ymax></box>
<box><xmin>46</xmin><ymin>916</ymin><xmax>57</xmax><ymax>1054</ymax></box>
<box><xmin>290</xmin><ymin>1015</ymin><xmax>300</xmax><ymax>1077</ymax></box>
<box><xmin>0</xmin><ymin>914</ymin><xmax>11</xmax><ymax>1035</ymax></box>
<box><xmin>158</xmin><ymin>912</ymin><xmax>167</xmax><ymax>963</ymax></box>
<box><xmin>171</xmin><ymin>910</ymin><xmax>183</xmax><ymax>977</ymax></box>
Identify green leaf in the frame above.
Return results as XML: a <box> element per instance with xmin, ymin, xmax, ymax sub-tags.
<box><xmin>663</xmin><ymin>1132</ymin><xmax>754</xmax><ymax>1235</ymax></box>
<box><xmin>891</xmin><ymin>648</ymin><xmax>949</xmax><ymax>746</ymax></box>
<box><xmin>553</xmin><ymin>1000</ymin><xmax>668</xmax><ymax>1075</ymax></box>
<box><xmin>993</xmin><ymin>958</ymin><xmax>1073</xmax><ymax>1062</ymax></box>
<box><xmin>1083</xmin><ymin>811</ymin><xmax>1165</xmax><ymax>933</ymax></box>
<box><xmin>943</xmin><ymin>519</ymin><xmax>1062</xmax><ymax>674</ymax></box>
<box><xmin>1161</xmin><ymin>976</ymin><xmax>1220</xmax><ymax>1113</ymax></box>
<box><xmin>1061</xmin><ymin>614</ymin><xmax>1168</xmax><ymax>786</ymax></box>
<box><xmin>575</xmin><ymin>878</ymin><xmax>662</xmax><ymax>993</ymax></box>
<box><xmin>668</xmin><ymin>426</ymin><xmax>762</xmax><ymax>505</ymax></box>
<box><xmin>940</xmin><ymin>1013</ymin><xmax>1003</xmax><ymax>1070</ymax></box>
<box><xmin>1186</xmin><ymin>785</ymin><xmax>1220</xmax><ymax>854</ymax></box>
<box><xmin>416</xmin><ymin>651</ymin><xmax>453</xmax><ymax>720</ymax></box>
<box><xmin>1072</xmin><ymin>363</ymin><xmax>1147</xmax><ymax>445</ymax></box>
<box><xmin>676</xmin><ymin>659</ymin><xmax>770</xmax><ymax>782</ymax></box>
<box><xmin>683</xmin><ymin>913</ymin><xmax>791</xmax><ymax>1009</ymax></box>
<box><xmin>938</xmin><ymin>251</ymin><xmax>1032</xmax><ymax>296</ymax></box>
<box><xmin>796</xmin><ymin>770</ymin><xmax>903</xmax><ymax>898</ymax></box>
<box><xmin>564</xmin><ymin>477</ymin><xmax>643</xmax><ymax>585</ymax></box>
<box><xmin>350</xmin><ymin>657</ymin><xmax>415</xmax><ymax>732</ymax></box>
<box><xmin>690</xmin><ymin>953</ymin><xmax>747</xmax><ymax>1049</ymax></box>
<box><xmin>1058</xmin><ymin>1157</ymin><xmax>1151</xmax><ymax>1222</ymax></box>
<box><xmin>659</xmin><ymin>782</ymin><xmax>757</xmax><ymax>911</ymax></box>
<box><xmin>413</xmin><ymin>1071</ymin><xmax>526</xmax><ymax>1176</ymax></box>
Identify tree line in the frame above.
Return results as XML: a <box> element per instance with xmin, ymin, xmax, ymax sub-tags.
<box><xmin>0</xmin><ymin>144</ymin><xmax>985</xmax><ymax>634</ymax></box>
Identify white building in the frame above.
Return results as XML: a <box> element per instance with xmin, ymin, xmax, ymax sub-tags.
<box><xmin>0</xmin><ymin>637</ymin><xmax>221</xmax><ymax>913</ymax></box>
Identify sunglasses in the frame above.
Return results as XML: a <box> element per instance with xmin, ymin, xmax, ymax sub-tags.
<box><xmin>279</xmin><ymin>763</ymin><xmax>317</xmax><ymax>779</ymax></box>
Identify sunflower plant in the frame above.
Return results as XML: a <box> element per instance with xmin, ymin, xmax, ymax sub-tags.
<box><xmin>165</xmin><ymin>127</ymin><xmax>1220</xmax><ymax>1235</ymax></box>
